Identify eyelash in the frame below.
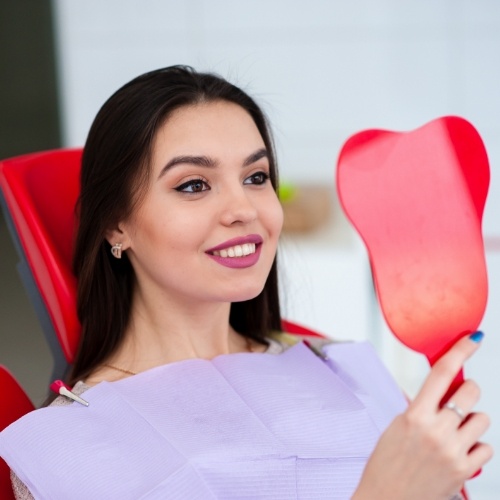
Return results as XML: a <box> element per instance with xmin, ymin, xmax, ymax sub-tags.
<box><xmin>174</xmin><ymin>178</ymin><xmax>209</xmax><ymax>194</ymax></box>
<box><xmin>243</xmin><ymin>171</ymin><xmax>270</xmax><ymax>185</ymax></box>
<box><xmin>174</xmin><ymin>171</ymin><xmax>270</xmax><ymax>194</ymax></box>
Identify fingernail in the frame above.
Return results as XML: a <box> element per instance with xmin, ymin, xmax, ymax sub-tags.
<box><xmin>469</xmin><ymin>331</ymin><xmax>484</xmax><ymax>343</ymax></box>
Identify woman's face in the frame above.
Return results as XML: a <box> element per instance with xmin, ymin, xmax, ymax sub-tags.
<box><xmin>112</xmin><ymin>101</ymin><xmax>283</xmax><ymax>306</ymax></box>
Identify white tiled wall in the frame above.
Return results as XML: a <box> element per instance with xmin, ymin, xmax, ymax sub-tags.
<box><xmin>53</xmin><ymin>0</ymin><xmax>500</xmax><ymax>230</ymax></box>
<box><xmin>52</xmin><ymin>1</ymin><xmax>499</xmax><ymax>496</ymax></box>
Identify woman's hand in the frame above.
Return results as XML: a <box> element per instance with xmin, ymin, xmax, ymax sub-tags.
<box><xmin>353</xmin><ymin>332</ymin><xmax>493</xmax><ymax>500</ymax></box>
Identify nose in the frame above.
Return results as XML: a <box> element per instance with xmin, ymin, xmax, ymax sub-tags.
<box><xmin>219</xmin><ymin>185</ymin><xmax>258</xmax><ymax>226</ymax></box>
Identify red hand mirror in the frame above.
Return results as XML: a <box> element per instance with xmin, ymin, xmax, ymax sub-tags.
<box><xmin>337</xmin><ymin>116</ymin><xmax>489</xmax><ymax>395</ymax></box>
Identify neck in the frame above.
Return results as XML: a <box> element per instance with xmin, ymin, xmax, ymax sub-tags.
<box><xmin>105</xmin><ymin>289</ymin><xmax>251</xmax><ymax>374</ymax></box>
<box><xmin>84</xmin><ymin>279</ymin><xmax>269</xmax><ymax>386</ymax></box>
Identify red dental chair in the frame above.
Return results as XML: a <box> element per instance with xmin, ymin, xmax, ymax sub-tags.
<box><xmin>0</xmin><ymin>149</ymin><xmax>81</xmax><ymax>498</ymax></box>
<box><xmin>0</xmin><ymin>366</ymin><xmax>35</xmax><ymax>500</ymax></box>
<box><xmin>0</xmin><ymin>149</ymin><xmax>82</xmax><ymax>379</ymax></box>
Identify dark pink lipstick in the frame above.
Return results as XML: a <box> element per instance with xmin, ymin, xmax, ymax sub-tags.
<box><xmin>206</xmin><ymin>234</ymin><xmax>263</xmax><ymax>269</ymax></box>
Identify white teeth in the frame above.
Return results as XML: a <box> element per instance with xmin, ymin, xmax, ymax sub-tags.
<box><xmin>212</xmin><ymin>243</ymin><xmax>256</xmax><ymax>258</ymax></box>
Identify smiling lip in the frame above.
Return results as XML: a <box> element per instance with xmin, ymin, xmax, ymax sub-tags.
<box><xmin>206</xmin><ymin>234</ymin><xmax>263</xmax><ymax>253</ymax></box>
<box><xmin>206</xmin><ymin>234</ymin><xmax>263</xmax><ymax>269</ymax></box>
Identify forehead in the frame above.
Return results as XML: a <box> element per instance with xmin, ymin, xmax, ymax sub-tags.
<box><xmin>152</xmin><ymin>101</ymin><xmax>265</xmax><ymax>160</ymax></box>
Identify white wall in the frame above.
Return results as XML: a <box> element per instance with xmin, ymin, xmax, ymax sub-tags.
<box><xmin>53</xmin><ymin>0</ymin><xmax>500</xmax><ymax>236</ymax></box>
<box><xmin>52</xmin><ymin>2</ymin><xmax>500</xmax><ymax>497</ymax></box>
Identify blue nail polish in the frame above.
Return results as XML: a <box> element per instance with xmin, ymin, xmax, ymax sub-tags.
<box><xmin>469</xmin><ymin>331</ymin><xmax>484</xmax><ymax>343</ymax></box>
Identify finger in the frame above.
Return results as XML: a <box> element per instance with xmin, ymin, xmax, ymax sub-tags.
<box><xmin>458</xmin><ymin>412</ymin><xmax>491</xmax><ymax>452</ymax></box>
<box><xmin>439</xmin><ymin>380</ymin><xmax>480</xmax><ymax>423</ymax></box>
<box><xmin>465</xmin><ymin>442</ymin><xmax>494</xmax><ymax>476</ymax></box>
<box><xmin>413</xmin><ymin>331</ymin><xmax>484</xmax><ymax>411</ymax></box>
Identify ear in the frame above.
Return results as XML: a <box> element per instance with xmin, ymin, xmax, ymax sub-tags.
<box><xmin>105</xmin><ymin>224</ymin><xmax>131</xmax><ymax>251</ymax></box>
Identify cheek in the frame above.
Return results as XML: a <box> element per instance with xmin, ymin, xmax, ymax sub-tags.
<box><xmin>153</xmin><ymin>215</ymin><xmax>203</xmax><ymax>254</ymax></box>
<box><xmin>127</xmin><ymin>210</ymin><xmax>186</xmax><ymax>257</ymax></box>
<box><xmin>265</xmin><ymin>195</ymin><xmax>284</xmax><ymax>239</ymax></box>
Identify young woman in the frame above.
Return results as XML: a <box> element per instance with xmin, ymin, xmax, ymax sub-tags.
<box><xmin>0</xmin><ymin>66</ymin><xmax>492</xmax><ymax>499</ymax></box>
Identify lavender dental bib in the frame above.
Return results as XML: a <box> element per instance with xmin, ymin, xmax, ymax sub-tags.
<box><xmin>0</xmin><ymin>342</ymin><xmax>407</xmax><ymax>499</ymax></box>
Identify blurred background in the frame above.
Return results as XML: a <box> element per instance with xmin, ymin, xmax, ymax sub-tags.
<box><xmin>0</xmin><ymin>1</ymin><xmax>499</xmax><ymax>497</ymax></box>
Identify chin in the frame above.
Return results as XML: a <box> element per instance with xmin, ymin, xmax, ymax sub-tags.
<box><xmin>225</xmin><ymin>284</ymin><xmax>266</xmax><ymax>304</ymax></box>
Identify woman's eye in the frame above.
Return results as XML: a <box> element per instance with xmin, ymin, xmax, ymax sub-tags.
<box><xmin>244</xmin><ymin>172</ymin><xmax>270</xmax><ymax>185</ymax></box>
<box><xmin>175</xmin><ymin>179</ymin><xmax>210</xmax><ymax>193</ymax></box>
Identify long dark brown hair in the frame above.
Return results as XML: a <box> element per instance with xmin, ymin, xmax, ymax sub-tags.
<box><xmin>69</xmin><ymin>66</ymin><xmax>282</xmax><ymax>384</ymax></box>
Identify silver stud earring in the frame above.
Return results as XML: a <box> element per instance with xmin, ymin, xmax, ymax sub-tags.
<box><xmin>111</xmin><ymin>243</ymin><xmax>123</xmax><ymax>259</ymax></box>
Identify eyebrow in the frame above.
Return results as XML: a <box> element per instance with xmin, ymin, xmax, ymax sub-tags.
<box><xmin>157</xmin><ymin>147</ymin><xmax>269</xmax><ymax>179</ymax></box>
<box><xmin>243</xmin><ymin>148</ymin><xmax>269</xmax><ymax>167</ymax></box>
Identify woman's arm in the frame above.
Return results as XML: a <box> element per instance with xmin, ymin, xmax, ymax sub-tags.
<box><xmin>352</xmin><ymin>333</ymin><xmax>493</xmax><ymax>500</ymax></box>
